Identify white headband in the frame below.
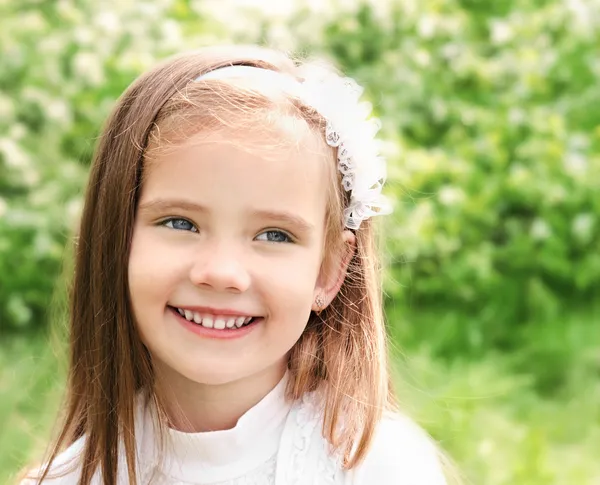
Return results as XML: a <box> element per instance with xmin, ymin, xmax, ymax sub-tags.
<box><xmin>195</xmin><ymin>65</ymin><xmax>392</xmax><ymax>230</ymax></box>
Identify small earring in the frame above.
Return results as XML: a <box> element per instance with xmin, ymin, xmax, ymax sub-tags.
<box><xmin>315</xmin><ymin>294</ymin><xmax>325</xmax><ymax>313</ymax></box>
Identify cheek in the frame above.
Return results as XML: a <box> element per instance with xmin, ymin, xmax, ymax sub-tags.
<box><xmin>127</xmin><ymin>231</ymin><xmax>184</xmax><ymax>347</ymax></box>
<box><xmin>128</xmin><ymin>228</ymin><xmax>184</xmax><ymax>307</ymax></box>
<box><xmin>259</xmin><ymin>250</ymin><xmax>322</xmax><ymax>312</ymax></box>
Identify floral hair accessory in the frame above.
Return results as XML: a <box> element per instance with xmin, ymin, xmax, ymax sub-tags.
<box><xmin>195</xmin><ymin>66</ymin><xmax>392</xmax><ymax>230</ymax></box>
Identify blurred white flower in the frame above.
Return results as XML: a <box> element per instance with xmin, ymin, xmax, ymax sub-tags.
<box><xmin>460</xmin><ymin>108</ymin><xmax>476</xmax><ymax>126</ymax></box>
<box><xmin>414</xmin><ymin>49</ymin><xmax>431</xmax><ymax>67</ymax></box>
<box><xmin>417</xmin><ymin>16</ymin><xmax>436</xmax><ymax>38</ymax></box>
<box><xmin>563</xmin><ymin>152</ymin><xmax>588</xmax><ymax>176</ymax></box>
<box><xmin>46</xmin><ymin>99</ymin><xmax>72</xmax><ymax>124</ymax></box>
<box><xmin>22</xmin><ymin>167</ymin><xmax>41</xmax><ymax>186</ymax></box>
<box><xmin>161</xmin><ymin>19</ymin><xmax>184</xmax><ymax>48</ymax></box>
<box><xmin>9</xmin><ymin>124</ymin><xmax>27</xmax><ymax>140</ymax></box>
<box><xmin>73</xmin><ymin>26</ymin><xmax>95</xmax><ymax>45</ymax></box>
<box><xmin>96</xmin><ymin>11</ymin><xmax>119</xmax><ymax>34</ymax></box>
<box><xmin>0</xmin><ymin>94</ymin><xmax>15</xmax><ymax>120</ymax></box>
<box><xmin>0</xmin><ymin>138</ymin><xmax>29</xmax><ymax>168</ymax></box>
<box><xmin>566</xmin><ymin>0</ymin><xmax>595</xmax><ymax>35</ymax></box>
<box><xmin>438</xmin><ymin>186</ymin><xmax>465</xmax><ymax>206</ymax></box>
<box><xmin>530</xmin><ymin>218</ymin><xmax>552</xmax><ymax>241</ymax></box>
<box><xmin>39</xmin><ymin>36</ymin><xmax>64</xmax><ymax>55</ymax></box>
<box><xmin>20</xmin><ymin>11</ymin><xmax>46</xmax><ymax>32</ymax></box>
<box><xmin>490</xmin><ymin>20</ymin><xmax>513</xmax><ymax>45</ymax></box>
<box><xmin>66</xmin><ymin>198</ymin><xmax>83</xmax><ymax>222</ymax></box>
<box><xmin>137</xmin><ymin>1</ymin><xmax>165</xmax><ymax>18</ymax></box>
<box><xmin>572</xmin><ymin>213</ymin><xmax>595</xmax><ymax>243</ymax></box>
<box><xmin>115</xmin><ymin>51</ymin><xmax>155</xmax><ymax>72</ymax></box>
<box><xmin>441</xmin><ymin>42</ymin><xmax>461</xmax><ymax>60</ymax></box>
<box><xmin>72</xmin><ymin>51</ymin><xmax>105</xmax><ymax>85</ymax></box>
<box><xmin>568</xmin><ymin>133</ymin><xmax>590</xmax><ymax>151</ymax></box>
<box><xmin>56</xmin><ymin>0</ymin><xmax>79</xmax><ymax>21</ymax></box>
<box><xmin>508</xmin><ymin>107</ymin><xmax>526</xmax><ymax>126</ymax></box>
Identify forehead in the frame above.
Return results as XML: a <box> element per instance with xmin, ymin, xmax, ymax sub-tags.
<box><xmin>141</xmin><ymin>123</ymin><xmax>333</xmax><ymax>221</ymax></box>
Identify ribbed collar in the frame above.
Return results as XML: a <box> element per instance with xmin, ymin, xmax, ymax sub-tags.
<box><xmin>143</xmin><ymin>372</ymin><xmax>291</xmax><ymax>483</ymax></box>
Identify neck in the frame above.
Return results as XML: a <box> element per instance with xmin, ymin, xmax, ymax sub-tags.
<box><xmin>153</xmin><ymin>363</ymin><xmax>287</xmax><ymax>432</ymax></box>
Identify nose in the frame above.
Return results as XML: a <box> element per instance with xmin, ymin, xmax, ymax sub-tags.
<box><xmin>188</xmin><ymin>243</ymin><xmax>251</xmax><ymax>293</ymax></box>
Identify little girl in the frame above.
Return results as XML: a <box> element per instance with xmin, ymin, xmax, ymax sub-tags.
<box><xmin>22</xmin><ymin>45</ymin><xmax>449</xmax><ymax>485</ymax></box>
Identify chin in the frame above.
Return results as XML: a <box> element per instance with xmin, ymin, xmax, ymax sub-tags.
<box><xmin>188</xmin><ymin>372</ymin><xmax>238</xmax><ymax>386</ymax></box>
<box><xmin>179</xmin><ymin>364</ymin><xmax>250</xmax><ymax>387</ymax></box>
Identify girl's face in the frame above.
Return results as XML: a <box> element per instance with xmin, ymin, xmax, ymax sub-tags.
<box><xmin>128</xmin><ymin>127</ymin><xmax>337</xmax><ymax>388</ymax></box>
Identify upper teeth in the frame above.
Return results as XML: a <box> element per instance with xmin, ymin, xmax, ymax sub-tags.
<box><xmin>176</xmin><ymin>308</ymin><xmax>252</xmax><ymax>329</ymax></box>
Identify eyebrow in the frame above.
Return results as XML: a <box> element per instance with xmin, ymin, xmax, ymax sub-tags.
<box><xmin>138</xmin><ymin>198</ymin><xmax>315</xmax><ymax>233</ymax></box>
<box><xmin>251</xmin><ymin>209</ymin><xmax>315</xmax><ymax>233</ymax></box>
<box><xmin>138</xmin><ymin>198</ymin><xmax>208</xmax><ymax>215</ymax></box>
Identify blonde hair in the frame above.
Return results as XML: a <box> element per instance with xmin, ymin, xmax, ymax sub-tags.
<box><xmin>29</xmin><ymin>45</ymin><xmax>398</xmax><ymax>485</ymax></box>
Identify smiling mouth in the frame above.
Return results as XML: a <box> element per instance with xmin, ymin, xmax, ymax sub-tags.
<box><xmin>167</xmin><ymin>306</ymin><xmax>259</xmax><ymax>330</ymax></box>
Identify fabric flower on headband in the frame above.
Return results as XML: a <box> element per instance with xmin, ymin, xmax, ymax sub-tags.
<box><xmin>195</xmin><ymin>66</ymin><xmax>393</xmax><ymax>230</ymax></box>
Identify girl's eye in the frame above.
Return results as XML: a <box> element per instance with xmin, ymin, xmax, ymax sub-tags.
<box><xmin>255</xmin><ymin>230</ymin><xmax>293</xmax><ymax>243</ymax></box>
<box><xmin>161</xmin><ymin>218</ymin><xmax>198</xmax><ymax>233</ymax></box>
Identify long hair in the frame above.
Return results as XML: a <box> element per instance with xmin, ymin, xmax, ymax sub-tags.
<box><xmin>30</xmin><ymin>45</ymin><xmax>393</xmax><ymax>485</ymax></box>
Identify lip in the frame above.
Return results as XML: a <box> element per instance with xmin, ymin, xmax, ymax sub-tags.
<box><xmin>169</xmin><ymin>305</ymin><xmax>257</xmax><ymax>318</ymax></box>
<box><xmin>168</xmin><ymin>306</ymin><xmax>261</xmax><ymax>340</ymax></box>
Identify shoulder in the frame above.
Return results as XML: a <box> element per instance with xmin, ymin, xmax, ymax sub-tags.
<box><xmin>19</xmin><ymin>437</ymin><xmax>85</xmax><ymax>484</ymax></box>
<box><xmin>287</xmin><ymin>395</ymin><xmax>447</xmax><ymax>485</ymax></box>
<box><xmin>20</xmin><ymin>395</ymin><xmax>154</xmax><ymax>485</ymax></box>
<box><xmin>351</xmin><ymin>412</ymin><xmax>447</xmax><ymax>485</ymax></box>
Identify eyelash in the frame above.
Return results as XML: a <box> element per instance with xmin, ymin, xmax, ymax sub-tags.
<box><xmin>159</xmin><ymin>218</ymin><xmax>294</xmax><ymax>243</ymax></box>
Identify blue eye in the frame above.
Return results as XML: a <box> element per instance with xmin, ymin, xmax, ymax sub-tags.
<box><xmin>256</xmin><ymin>230</ymin><xmax>293</xmax><ymax>243</ymax></box>
<box><xmin>162</xmin><ymin>218</ymin><xmax>198</xmax><ymax>233</ymax></box>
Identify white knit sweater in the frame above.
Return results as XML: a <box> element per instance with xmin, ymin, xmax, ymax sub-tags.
<box><xmin>23</xmin><ymin>376</ymin><xmax>446</xmax><ymax>484</ymax></box>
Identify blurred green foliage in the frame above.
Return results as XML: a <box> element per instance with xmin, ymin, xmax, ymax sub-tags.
<box><xmin>1</xmin><ymin>0</ymin><xmax>599</xmax><ymax>344</ymax></box>
<box><xmin>1</xmin><ymin>0</ymin><xmax>599</xmax><ymax>484</ymax></box>
<box><xmin>309</xmin><ymin>1</ymin><xmax>600</xmax><ymax>351</ymax></box>
<box><xmin>0</xmin><ymin>0</ymin><xmax>211</xmax><ymax>333</ymax></box>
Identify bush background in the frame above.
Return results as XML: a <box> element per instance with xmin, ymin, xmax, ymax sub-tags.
<box><xmin>1</xmin><ymin>1</ymin><xmax>599</xmax><ymax>484</ymax></box>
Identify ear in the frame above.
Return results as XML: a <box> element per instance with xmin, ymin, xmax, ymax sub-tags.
<box><xmin>312</xmin><ymin>230</ymin><xmax>356</xmax><ymax>312</ymax></box>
